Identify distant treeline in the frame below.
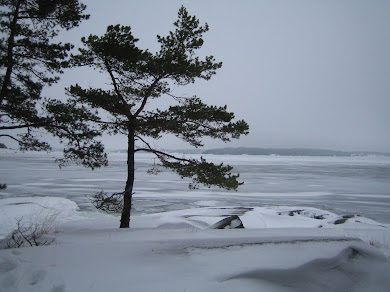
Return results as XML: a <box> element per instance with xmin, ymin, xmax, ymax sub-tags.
<box><xmin>201</xmin><ymin>147</ymin><xmax>390</xmax><ymax>157</ymax></box>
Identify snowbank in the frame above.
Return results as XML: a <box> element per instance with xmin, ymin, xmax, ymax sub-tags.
<box><xmin>1</xmin><ymin>197</ymin><xmax>390</xmax><ymax>292</ymax></box>
<box><xmin>0</xmin><ymin>197</ymin><xmax>82</xmax><ymax>241</ymax></box>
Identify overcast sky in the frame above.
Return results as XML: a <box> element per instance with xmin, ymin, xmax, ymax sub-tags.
<box><xmin>43</xmin><ymin>0</ymin><xmax>390</xmax><ymax>152</ymax></box>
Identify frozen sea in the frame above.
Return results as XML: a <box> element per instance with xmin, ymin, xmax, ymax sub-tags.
<box><xmin>1</xmin><ymin>149</ymin><xmax>390</xmax><ymax>224</ymax></box>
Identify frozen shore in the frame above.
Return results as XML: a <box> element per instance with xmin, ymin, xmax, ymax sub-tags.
<box><xmin>1</xmin><ymin>196</ymin><xmax>390</xmax><ymax>291</ymax></box>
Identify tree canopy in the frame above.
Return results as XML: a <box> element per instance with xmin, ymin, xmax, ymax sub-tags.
<box><xmin>66</xmin><ymin>6</ymin><xmax>249</xmax><ymax>227</ymax></box>
<box><xmin>0</xmin><ymin>0</ymin><xmax>107</xmax><ymax>168</ymax></box>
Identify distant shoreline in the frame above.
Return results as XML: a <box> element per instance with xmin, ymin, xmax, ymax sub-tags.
<box><xmin>171</xmin><ymin>147</ymin><xmax>390</xmax><ymax>157</ymax></box>
<box><xmin>2</xmin><ymin>146</ymin><xmax>389</xmax><ymax>157</ymax></box>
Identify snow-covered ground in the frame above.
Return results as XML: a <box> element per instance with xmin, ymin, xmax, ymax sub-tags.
<box><xmin>1</xmin><ymin>150</ymin><xmax>390</xmax><ymax>291</ymax></box>
<box><xmin>1</xmin><ymin>196</ymin><xmax>390</xmax><ymax>291</ymax></box>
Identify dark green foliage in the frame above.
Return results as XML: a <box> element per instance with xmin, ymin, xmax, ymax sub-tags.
<box><xmin>0</xmin><ymin>0</ymin><xmax>103</xmax><ymax>168</ymax></box>
<box><xmin>161</xmin><ymin>156</ymin><xmax>242</xmax><ymax>190</ymax></box>
<box><xmin>68</xmin><ymin>6</ymin><xmax>249</xmax><ymax>227</ymax></box>
<box><xmin>0</xmin><ymin>0</ymin><xmax>89</xmax><ymax>103</ymax></box>
<box><xmin>44</xmin><ymin>99</ymin><xmax>107</xmax><ymax>169</ymax></box>
<box><xmin>137</xmin><ymin>97</ymin><xmax>249</xmax><ymax>146</ymax></box>
<box><xmin>153</xmin><ymin>8</ymin><xmax>221</xmax><ymax>84</ymax></box>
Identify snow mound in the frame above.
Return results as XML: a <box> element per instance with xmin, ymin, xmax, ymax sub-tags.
<box><xmin>131</xmin><ymin>206</ymin><xmax>389</xmax><ymax>231</ymax></box>
<box><xmin>222</xmin><ymin>245</ymin><xmax>390</xmax><ymax>292</ymax></box>
<box><xmin>1</xmin><ymin>197</ymin><xmax>390</xmax><ymax>291</ymax></box>
<box><xmin>1</xmin><ymin>229</ymin><xmax>389</xmax><ymax>292</ymax></box>
<box><xmin>0</xmin><ymin>197</ymin><xmax>82</xmax><ymax>240</ymax></box>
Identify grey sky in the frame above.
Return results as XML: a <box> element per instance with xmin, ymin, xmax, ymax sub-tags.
<box><xmin>42</xmin><ymin>0</ymin><xmax>390</xmax><ymax>152</ymax></box>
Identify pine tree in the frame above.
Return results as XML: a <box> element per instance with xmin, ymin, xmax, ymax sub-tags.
<box><xmin>67</xmin><ymin>6</ymin><xmax>250</xmax><ymax>228</ymax></box>
<box><xmin>0</xmin><ymin>0</ymin><xmax>106</xmax><ymax>168</ymax></box>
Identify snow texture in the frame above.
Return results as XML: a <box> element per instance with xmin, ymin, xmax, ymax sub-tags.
<box><xmin>1</xmin><ymin>196</ymin><xmax>390</xmax><ymax>291</ymax></box>
<box><xmin>1</xmin><ymin>151</ymin><xmax>390</xmax><ymax>291</ymax></box>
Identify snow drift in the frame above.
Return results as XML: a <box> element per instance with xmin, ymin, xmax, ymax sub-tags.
<box><xmin>1</xmin><ymin>197</ymin><xmax>390</xmax><ymax>291</ymax></box>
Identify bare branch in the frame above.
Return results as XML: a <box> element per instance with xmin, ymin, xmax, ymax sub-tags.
<box><xmin>134</xmin><ymin>77</ymin><xmax>163</xmax><ymax>118</ymax></box>
<box><xmin>0</xmin><ymin>122</ymin><xmax>83</xmax><ymax>149</ymax></box>
<box><xmin>166</xmin><ymin>92</ymin><xmax>191</xmax><ymax>102</ymax></box>
<box><xmin>0</xmin><ymin>123</ymin><xmax>44</xmax><ymax>130</ymax></box>
<box><xmin>105</xmin><ymin>59</ymin><xmax>132</xmax><ymax>118</ymax></box>
<box><xmin>135</xmin><ymin>148</ymin><xmax>192</xmax><ymax>163</ymax></box>
<box><xmin>134</xmin><ymin>135</ymin><xmax>191</xmax><ymax>162</ymax></box>
<box><xmin>0</xmin><ymin>134</ymin><xmax>26</xmax><ymax>145</ymax></box>
<box><xmin>85</xmin><ymin>117</ymin><xmax>126</xmax><ymax>126</ymax></box>
<box><xmin>90</xmin><ymin>191</ymin><xmax>124</xmax><ymax>213</ymax></box>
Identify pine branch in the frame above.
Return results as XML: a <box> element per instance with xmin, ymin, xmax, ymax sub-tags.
<box><xmin>133</xmin><ymin>76</ymin><xmax>163</xmax><ymax>118</ymax></box>
<box><xmin>166</xmin><ymin>92</ymin><xmax>191</xmax><ymax>102</ymax></box>
<box><xmin>105</xmin><ymin>59</ymin><xmax>132</xmax><ymax>118</ymax></box>
<box><xmin>0</xmin><ymin>134</ymin><xmax>25</xmax><ymax>144</ymax></box>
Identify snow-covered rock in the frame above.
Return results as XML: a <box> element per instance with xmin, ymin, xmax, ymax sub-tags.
<box><xmin>210</xmin><ymin>215</ymin><xmax>244</xmax><ymax>229</ymax></box>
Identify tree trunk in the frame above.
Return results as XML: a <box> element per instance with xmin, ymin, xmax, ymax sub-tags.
<box><xmin>0</xmin><ymin>0</ymin><xmax>21</xmax><ymax>104</ymax></box>
<box><xmin>120</xmin><ymin>123</ymin><xmax>135</xmax><ymax>228</ymax></box>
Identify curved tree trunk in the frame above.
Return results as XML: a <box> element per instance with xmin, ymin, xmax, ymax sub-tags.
<box><xmin>120</xmin><ymin>123</ymin><xmax>135</xmax><ymax>228</ymax></box>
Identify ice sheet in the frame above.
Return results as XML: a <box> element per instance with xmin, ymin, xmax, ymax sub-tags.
<box><xmin>1</xmin><ymin>150</ymin><xmax>389</xmax><ymax>223</ymax></box>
